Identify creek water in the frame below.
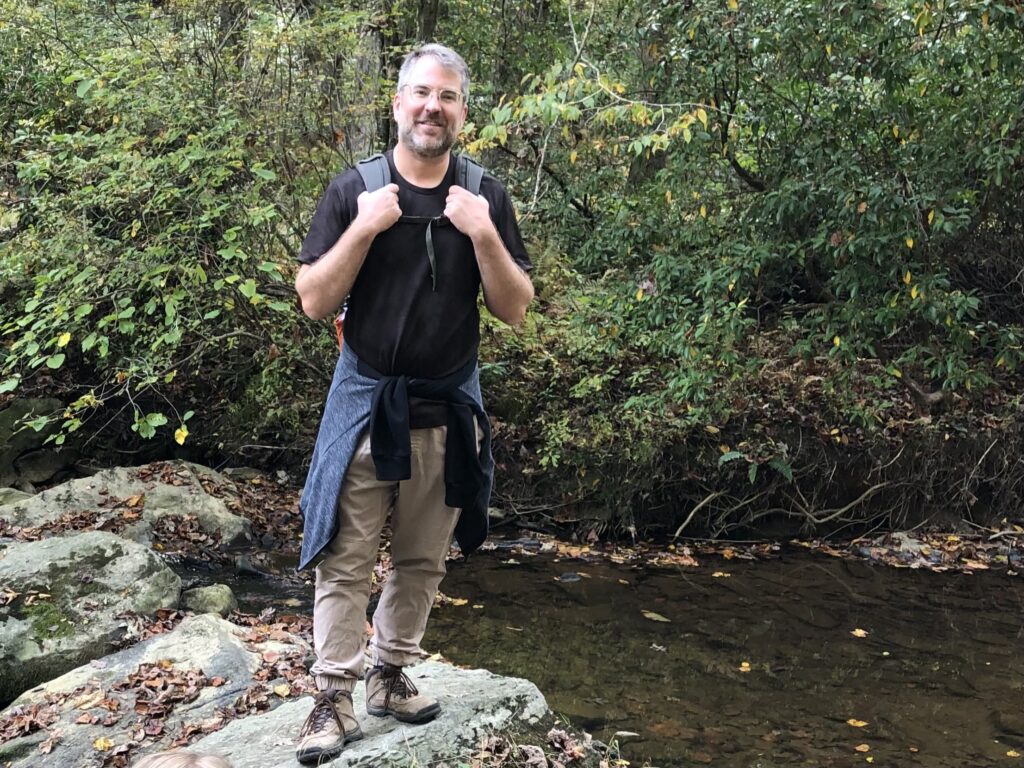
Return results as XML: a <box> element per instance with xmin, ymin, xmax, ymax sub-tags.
<box><xmin>215</xmin><ymin>546</ymin><xmax>1024</xmax><ymax>767</ymax></box>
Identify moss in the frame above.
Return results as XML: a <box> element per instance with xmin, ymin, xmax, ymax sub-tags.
<box><xmin>24</xmin><ymin>600</ymin><xmax>74</xmax><ymax>640</ymax></box>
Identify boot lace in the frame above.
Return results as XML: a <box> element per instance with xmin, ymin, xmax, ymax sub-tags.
<box><xmin>300</xmin><ymin>689</ymin><xmax>350</xmax><ymax>738</ymax></box>
<box><xmin>379</xmin><ymin>664</ymin><xmax>419</xmax><ymax>709</ymax></box>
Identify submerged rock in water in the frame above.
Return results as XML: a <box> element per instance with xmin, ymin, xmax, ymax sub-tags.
<box><xmin>181</xmin><ymin>583</ymin><xmax>238</xmax><ymax>617</ymax></box>
<box><xmin>0</xmin><ymin>530</ymin><xmax>181</xmax><ymax>705</ymax></box>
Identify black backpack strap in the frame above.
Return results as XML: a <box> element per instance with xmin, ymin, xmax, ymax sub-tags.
<box><xmin>456</xmin><ymin>154</ymin><xmax>485</xmax><ymax>195</ymax></box>
<box><xmin>355</xmin><ymin>153</ymin><xmax>390</xmax><ymax>193</ymax></box>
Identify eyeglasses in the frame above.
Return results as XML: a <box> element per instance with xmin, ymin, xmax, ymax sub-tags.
<box><xmin>402</xmin><ymin>84</ymin><xmax>464</xmax><ymax>106</ymax></box>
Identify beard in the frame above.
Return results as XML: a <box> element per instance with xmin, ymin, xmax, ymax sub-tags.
<box><xmin>398</xmin><ymin>117</ymin><xmax>458</xmax><ymax>158</ymax></box>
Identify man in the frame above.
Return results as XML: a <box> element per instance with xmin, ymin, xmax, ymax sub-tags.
<box><xmin>292</xmin><ymin>43</ymin><xmax>533</xmax><ymax>764</ymax></box>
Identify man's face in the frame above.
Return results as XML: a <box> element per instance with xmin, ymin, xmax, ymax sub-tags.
<box><xmin>393</xmin><ymin>56</ymin><xmax>467</xmax><ymax>159</ymax></box>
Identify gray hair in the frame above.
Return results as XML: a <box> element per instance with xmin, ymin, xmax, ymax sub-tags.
<box><xmin>396</xmin><ymin>44</ymin><xmax>470</xmax><ymax>101</ymax></box>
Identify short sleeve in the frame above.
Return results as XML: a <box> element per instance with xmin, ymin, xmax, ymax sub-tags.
<box><xmin>482</xmin><ymin>175</ymin><xmax>532</xmax><ymax>273</ymax></box>
<box><xmin>298</xmin><ymin>175</ymin><xmax>357</xmax><ymax>265</ymax></box>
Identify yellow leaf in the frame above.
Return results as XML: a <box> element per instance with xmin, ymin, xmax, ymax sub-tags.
<box><xmin>847</xmin><ymin>719</ymin><xmax>869</xmax><ymax>728</ymax></box>
<box><xmin>911</xmin><ymin>285</ymin><xmax>919</xmax><ymax>299</ymax></box>
<box><xmin>711</xmin><ymin>571</ymin><xmax>731</xmax><ymax>578</ymax></box>
<box><xmin>57</xmin><ymin>332</ymin><xmax>71</xmax><ymax>347</ymax></box>
<box><xmin>928</xmin><ymin>209</ymin><xmax>935</xmax><ymax>225</ymax></box>
<box><xmin>903</xmin><ymin>270</ymin><xmax>912</xmax><ymax>285</ymax></box>
<box><xmin>857</xmin><ymin>201</ymin><xmax>867</xmax><ymax>214</ymax></box>
<box><xmin>273</xmin><ymin>683</ymin><xmax>291</xmax><ymax>698</ymax></box>
<box><xmin>727</xmin><ymin>0</ymin><xmax>738</xmax><ymax>9</ymax></box>
<box><xmin>1007</xmin><ymin>750</ymin><xmax>1020</xmax><ymax>757</ymax></box>
<box><xmin>754</xmin><ymin>264</ymin><xmax>761</xmax><ymax>277</ymax></box>
<box><xmin>905</xmin><ymin>237</ymin><xmax>914</xmax><ymax>248</ymax></box>
<box><xmin>449</xmin><ymin>597</ymin><xmax>468</xmax><ymax>606</ymax></box>
<box><xmin>891</xmin><ymin>367</ymin><xmax>902</xmax><ymax>378</ymax></box>
<box><xmin>833</xmin><ymin>336</ymin><xmax>841</xmax><ymax>347</ymax></box>
<box><xmin>855</xmin><ymin>744</ymin><xmax>870</xmax><ymax>753</ymax></box>
<box><xmin>570</xmin><ymin>150</ymin><xmax>578</xmax><ymax>164</ymax></box>
<box><xmin>892</xmin><ymin>125</ymin><xmax>899</xmax><ymax>138</ymax></box>
<box><xmin>472</xmin><ymin>604</ymin><xmax>484</xmax><ymax>609</ymax></box>
<box><xmin>700</xmin><ymin>204</ymin><xmax>707</xmax><ymax>218</ymax></box>
<box><xmin>696</xmin><ymin>107</ymin><xmax>708</xmax><ymax>130</ymax></box>
<box><xmin>665</xmin><ymin>189</ymin><xmax>672</xmax><ymax>203</ymax></box>
<box><xmin>174</xmin><ymin>426</ymin><xmax>188</xmax><ymax>446</ymax></box>
<box><xmin>641</xmin><ymin>610</ymin><xmax>671</xmax><ymax>623</ymax></box>
<box><xmin>719</xmin><ymin>444</ymin><xmax>731</xmax><ymax>453</ymax></box>
<box><xmin>866</xmin><ymin>757</ymin><xmax>874</xmax><ymax>763</ymax></box>
<box><xmin>94</xmin><ymin>737</ymin><xmax>114</xmax><ymax>752</ymax></box>
<box><xmin>636</xmin><ymin>288</ymin><xmax>645</xmax><ymax>301</ymax></box>
<box><xmin>704</xmin><ymin>425</ymin><xmax>720</xmax><ymax>434</ymax></box>
<box><xmin>851</xmin><ymin>628</ymin><xmax>869</xmax><ymax>638</ymax></box>
<box><xmin>739</xmin><ymin>661</ymin><xmax>751</xmax><ymax>672</ymax></box>
<box><xmin>825</xmin><ymin>43</ymin><xmax>832</xmax><ymax>56</ymax></box>
<box><xmin>982</xmin><ymin>10</ymin><xmax>990</xmax><ymax>29</ymax></box>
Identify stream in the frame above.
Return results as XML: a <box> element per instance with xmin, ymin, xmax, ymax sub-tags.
<box><xmin>205</xmin><ymin>546</ymin><xmax>1024</xmax><ymax>767</ymax></box>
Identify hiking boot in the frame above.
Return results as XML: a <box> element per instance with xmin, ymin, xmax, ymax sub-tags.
<box><xmin>365</xmin><ymin>663</ymin><xmax>441</xmax><ymax>724</ymax></box>
<box><xmin>296</xmin><ymin>689</ymin><xmax>363</xmax><ymax>764</ymax></box>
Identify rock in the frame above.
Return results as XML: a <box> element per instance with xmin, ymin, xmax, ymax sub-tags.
<box><xmin>0</xmin><ymin>613</ymin><xmax>303</xmax><ymax>767</ymax></box>
<box><xmin>183</xmin><ymin>662</ymin><xmax>548</xmax><ymax>768</ymax></box>
<box><xmin>0</xmin><ymin>398</ymin><xmax>64</xmax><ymax>487</ymax></box>
<box><xmin>0</xmin><ymin>488</ymin><xmax>31</xmax><ymax>506</ymax></box>
<box><xmin>0</xmin><ymin>461</ymin><xmax>252</xmax><ymax>550</ymax></box>
<box><xmin>12</xmin><ymin>448</ymin><xmax>76</xmax><ymax>485</ymax></box>
<box><xmin>182</xmin><ymin>584</ymin><xmax>238</xmax><ymax>617</ymax></box>
<box><xmin>0</xmin><ymin>531</ymin><xmax>181</xmax><ymax>705</ymax></box>
<box><xmin>0</xmin><ymin>615</ymin><xmax>548</xmax><ymax>768</ymax></box>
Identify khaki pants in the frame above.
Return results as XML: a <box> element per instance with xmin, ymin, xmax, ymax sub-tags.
<box><xmin>310</xmin><ymin>425</ymin><xmax>460</xmax><ymax>691</ymax></box>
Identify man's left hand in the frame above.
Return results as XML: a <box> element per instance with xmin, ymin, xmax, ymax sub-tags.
<box><xmin>445</xmin><ymin>185</ymin><xmax>493</xmax><ymax>242</ymax></box>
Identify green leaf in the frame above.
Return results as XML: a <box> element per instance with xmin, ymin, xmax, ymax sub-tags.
<box><xmin>145</xmin><ymin>412</ymin><xmax>169</xmax><ymax>428</ymax></box>
<box><xmin>46</xmin><ymin>353</ymin><xmax>66</xmax><ymax>369</ymax></box>
<box><xmin>769</xmin><ymin>458</ymin><xmax>794</xmax><ymax>483</ymax></box>
<box><xmin>0</xmin><ymin>376</ymin><xmax>21</xmax><ymax>394</ymax></box>
<box><xmin>76</xmin><ymin>79</ymin><xmax>95</xmax><ymax>98</ymax></box>
<box><xmin>252</xmin><ymin>166</ymin><xmax>276</xmax><ymax>180</ymax></box>
<box><xmin>718</xmin><ymin>450</ymin><xmax>744</xmax><ymax>466</ymax></box>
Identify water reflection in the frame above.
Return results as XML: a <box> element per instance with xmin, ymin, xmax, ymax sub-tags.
<box><xmin>421</xmin><ymin>551</ymin><xmax>1024</xmax><ymax>767</ymax></box>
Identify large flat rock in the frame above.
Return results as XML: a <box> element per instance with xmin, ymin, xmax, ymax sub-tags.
<box><xmin>188</xmin><ymin>662</ymin><xmax>549</xmax><ymax>767</ymax></box>
<box><xmin>0</xmin><ymin>461</ymin><xmax>251</xmax><ymax>549</ymax></box>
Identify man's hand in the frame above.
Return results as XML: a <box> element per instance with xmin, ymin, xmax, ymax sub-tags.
<box><xmin>445</xmin><ymin>185</ymin><xmax>493</xmax><ymax>242</ymax></box>
<box><xmin>356</xmin><ymin>183</ymin><xmax>402</xmax><ymax>235</ymax></box>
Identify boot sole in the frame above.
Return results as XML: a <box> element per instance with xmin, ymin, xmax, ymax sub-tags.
<box><xmin>367</xmin><ymin>702</ymin><xmax>441</xmax><ymax>724</ymax></box>
<box><xmin>296</xmin><ymin>727</ymin><xmax>364</xmax><ymax>764</ymax></box>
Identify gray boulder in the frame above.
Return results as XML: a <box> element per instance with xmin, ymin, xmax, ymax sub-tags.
<box><xmin>0</xmin><ymin>461</ymin><xmax>252</xmax><ymax>550</ymax></box>
<box><xmin>0</xmin><ymin>613</ymin><xmax>548</xmax><ymax>768</ymax></box>
<box><xmin>0</xmin><ymin>530</ymin><xmax>181</xmax><ymax>705</ymax></box>
<box><xmin>182</xmin><ymin>584</ymin><xmax>238</xmax><ymax>617</ymax></box>
<box><xmin>0</xmin><ymin>488</ymin><xmax>32</xmax><ymax>507</ymax></box>
<box><xmin>179</xmin><ymin>662</ymin><xmax>548</xmax><ymax>767</ymax></box>
<box><xmin>0</xmin><ymin>398</ymin><xmax>65</xmax><ymax>488</ymax></box>
<box><xmin>0</xmin><ymin>613</ymin><xmax>303</xmax><ymax>767</ymax></box>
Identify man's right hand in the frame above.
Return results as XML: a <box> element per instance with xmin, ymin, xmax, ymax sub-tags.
<box><xmin>356</xmin><ymin>183</ymin><xmax>401</xmax><ymax>235</ymax></box>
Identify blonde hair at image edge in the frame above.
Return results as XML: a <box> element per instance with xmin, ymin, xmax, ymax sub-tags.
<box><xmin>132</xmin><ymin>752</ymin><xmax>233</xmax><ymax>768</ymax></box>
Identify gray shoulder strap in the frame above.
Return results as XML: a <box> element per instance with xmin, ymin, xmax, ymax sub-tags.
<box><xmin>456</xmin><ymin>154</ymin><xmax>485</xmax><ymax>195</ymax></box>
<box><xmin>355</xmin><ymin>154</ymin><xmax>390</xmax><ymax>193</ymax></box>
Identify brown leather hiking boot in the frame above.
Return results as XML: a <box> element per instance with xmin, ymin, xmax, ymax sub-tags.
<box><xmin>296</xmin><ymin>689</ymin><xmax>363</xmax><ymax>764</ymax></box>
<box><xmin>365</xmin><ymin>663</ymin><xmax>441</xmax><ymax>724</ymax></box>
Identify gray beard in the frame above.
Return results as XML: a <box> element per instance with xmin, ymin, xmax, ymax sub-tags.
<box><xmin>400</xmin><ymin>123</ymin><xmax>456</xmax><ymax>158</ymax></box>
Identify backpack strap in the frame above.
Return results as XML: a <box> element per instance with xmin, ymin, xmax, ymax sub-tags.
<box><xmin>456</xmin><ymin>153</ymin><xmax>485</xmax><ymax>195</ymax></box>
<box><xmin>355</xmin><ymin>153</ymin><xmax>390</xmax><ymax>193</ymax></box>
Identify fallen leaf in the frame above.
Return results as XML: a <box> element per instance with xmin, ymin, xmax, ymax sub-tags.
<box><xmin>739</xmin><ymin>661</ymin><xmax>751</xmax><ymax>673</ymax></box>
<box><xmin>851</xmin><ymin>628</ymin><xmax>869</xmax><ymax>638</ymax></box>
<box><xmin>855</xmin><ymin>744</ymin><xmax>870</xmax><ymax>753</ymax></box>
<box><xmin>273</xmin><ymin>684</ymin><xmax>291</xmax><ymax>698</ymax></box>
<box><xmin>847</xmin><ymin>719</ymin><xmax>869</xmax><ymax>728</ymax></box>
<box><xmin>94</xmin><ymin>736</ymin><xmax>114</xmax><ymax>751</ymax></box>
<box><xmin>641</xmin><ymin>610</ymin><xmax>671</xmax><ymax>623</ymax></box>
<box><xmin>711</xmin><ymin>571</ymin><xmax>731</xmax><ymax>578</ymax></box>
<box><xmin>1008</xmin><ymin>750</ymin><xmax>1021</xmax><ymax>758</ymax></box>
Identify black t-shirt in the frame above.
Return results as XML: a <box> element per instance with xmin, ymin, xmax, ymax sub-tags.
<box><xmin>299</xmin><ymin>152</ymin><xmax>531</xmax><ymax>378</ymax></box>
